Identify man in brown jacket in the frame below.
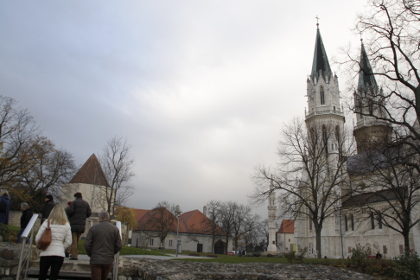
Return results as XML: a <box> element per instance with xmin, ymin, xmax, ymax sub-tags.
<box><xmin>84</xmin><ymin>211</ymin><xmax>122</xmax><ymax>280</ymax></box>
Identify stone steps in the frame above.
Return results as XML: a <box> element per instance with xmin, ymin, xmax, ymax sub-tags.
<box><xmin>28</xmin><ymin>258</ymin><xmax>111</xmax><ymax>279</ymax></box>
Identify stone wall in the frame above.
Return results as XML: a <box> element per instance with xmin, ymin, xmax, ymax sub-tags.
<box><xmin>0</xmin><ymin>242</ymin><xmax>39</xmax><ymax>279</ymax></box>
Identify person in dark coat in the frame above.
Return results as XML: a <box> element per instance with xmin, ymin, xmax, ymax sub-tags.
<box><xmin>0</xmin><ymin>191</ymin><xmax>11</xmax><ymax>225</ymax></box>
<box><xmin>16</xmin><ymin>203</ymin><xmax>33</xmax><ymax>243</ymax></box>
<box><xmin>85</xmin><ymin>211</ymin><xmax>122</xmax><ymax>280</ymax></box>
<box><xmin>66</xmin><ymin>192</ymin><xmax>91</xmax><ymax>260</ymax></box>
<box><xmin>41</xmin><ymin>194</ymin><xmax>55</xmax><ymax>224</ymax></box>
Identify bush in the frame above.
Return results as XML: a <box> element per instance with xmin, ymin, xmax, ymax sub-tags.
<box><xmin>0</xmin><ymin>224</ymin><xmax>19</xmax><ymax>242</ymax></box>
<box><xmin>285</xmin><ymin>246</ymin><xmax>307</xmax><ymax>263</ymax></box>
<box><xmin>347</xmin><ymin>244</ymin><xmax>370</xmax><ymax>272</ymax></box>
<box><xmin>394</xmin><ymin>250</ymin><xmax>420</xmax><ymax>280</ymax></box>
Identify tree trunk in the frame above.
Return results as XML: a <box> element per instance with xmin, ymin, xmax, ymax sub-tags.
<box><xmin>315</xmin><ymin>227</ymin><xmax>322</xmax><ymax>258</ymax></box>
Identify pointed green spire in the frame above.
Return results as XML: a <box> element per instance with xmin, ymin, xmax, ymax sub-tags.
<box><xmin>358</xmin><ymin>42</ymin><xmax>377</xmax><ymax>94</ymax></box>
<box><xmin>311</xmin><ymin>27</ymin><xmax>332</xmax><ymax>83</ymax></box>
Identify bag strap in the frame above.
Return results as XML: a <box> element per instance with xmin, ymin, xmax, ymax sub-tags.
<box><xmin>47</xmin><ymin>219</ymin><xmax>50</xmax><ymax>229</ymax></box>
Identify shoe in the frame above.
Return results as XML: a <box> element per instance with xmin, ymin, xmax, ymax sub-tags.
<box><xmin>69</xmin><ymin>258</ymin><xmax>78</xmax><ymax>260</ymax></box>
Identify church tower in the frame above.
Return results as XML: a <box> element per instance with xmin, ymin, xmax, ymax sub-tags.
<box><xmin>353</xmin><ymin>42</ymin><xmax>392</xmax><ymax>153</ymax></box>
<box><xmin>305</xmin><ymin>25</ymin><xmax>345</xmax><ymax>170</ymax></box>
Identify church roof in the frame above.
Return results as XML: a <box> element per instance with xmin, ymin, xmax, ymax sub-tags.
<box><xmin>342</xmin><ymin>187</ymin><xmax>408</xmax><ymax>207</ymax></box>
<box><xmin>311</xmin><ymin>27</ymin><xmax>332</xmax><ymax>83</ymax></box>
<box><xmin>357</xmin><ymin>42</ymin><xmax>378</xmax><ymax>94</ymax></box>
<box><xmin>69</xmin><ymin>154</ymin><xmax>110</xmax><ymax>187</ymax></box>
<box><xmin>278</xmin><ymin>219</ymin><xmax>294</xmax><ymax>234</ymax></box>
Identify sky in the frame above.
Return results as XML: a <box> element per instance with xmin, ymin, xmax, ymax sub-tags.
<box><xmin>0</xmin><ymin>0</ymin><xmax>368</xmax><ymax>218</ymax></box>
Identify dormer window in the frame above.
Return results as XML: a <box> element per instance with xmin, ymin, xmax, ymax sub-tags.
<box><xmin>320</xmin><ymin>86</ymin><xmax>325</xmax><ymax>105</ymax></box>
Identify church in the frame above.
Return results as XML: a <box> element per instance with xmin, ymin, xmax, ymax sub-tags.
<box><xmin>293</xmin><ymin>24</ymin><xmax>420</xmax><ymax>259</ymax></box>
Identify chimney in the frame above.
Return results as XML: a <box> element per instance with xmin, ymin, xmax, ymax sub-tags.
<box><xmin>203</xmin><ymin>206</ymin><xmax>207</xmax><ymax>216</ymax></box>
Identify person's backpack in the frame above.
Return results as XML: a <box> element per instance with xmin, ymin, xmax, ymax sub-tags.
<box><xmin>0</xmin><ymin>200</ymin><xmax>7</xmax><ymax>213</ymax></box>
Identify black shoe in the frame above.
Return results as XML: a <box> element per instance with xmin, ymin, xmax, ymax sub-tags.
<box><xmin>69</xmin><ymin>258</ymin><xmax>78</xmax><ymax>260</ymax></box>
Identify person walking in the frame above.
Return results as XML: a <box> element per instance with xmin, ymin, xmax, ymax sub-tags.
<box><xmin>0</xmin><ymin>190</ymin><xmax>11</xmax><ymax>225</ymax></box>
<box><xmin>35</xmin><ymin>204</ymin><xmax>72</xmax><ymax>280</ymax></box>
<box><xmin>66</xmin><ymin>192</ymin><xmax>91</xmax><ymax>260</ymax></box>
<box><xmin>16</xmin><ymin>203</ymin><xmax>33</xmax><ymax>243</ymax></box>
<box><xmin>41</xmin><ymin>194</ymin><xmax>55</xmax><ymax>224</ymax></box>
<box><xmin>84</xmin><ymin>211</ymin><xmax>122</xmax><ymax>280</ymax></box>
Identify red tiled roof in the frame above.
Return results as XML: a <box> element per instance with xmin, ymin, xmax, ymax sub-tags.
<box><xmin>134</xmin><ymin>208</ymin><xmax>223</xmax><ymax>235</ymax></box>
<box><xmin>278</xmin><ymin>219</ymin><xmax>294</xmax><ymax>233</ymax></box>
<box><xmin>69</xmin><ymin>154</ymin><xmax>110</xmax><ymax>187</ymax></box>
<box><xmin>179</xmin><ymin>209</ymin><xmax>223</xmax><ymax>235</ymax></box>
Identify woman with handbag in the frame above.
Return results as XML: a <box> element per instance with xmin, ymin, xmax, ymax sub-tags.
<box><xmin>35</xmin><ymin>204</ymin><xmax>72</xmax><ymax>280</ymax></box>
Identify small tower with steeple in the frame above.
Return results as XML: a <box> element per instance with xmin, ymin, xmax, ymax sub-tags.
<box><xmin>353</xmin><ymin>42</ymin><xmax>392</xmax><ymax>153</ymax></box>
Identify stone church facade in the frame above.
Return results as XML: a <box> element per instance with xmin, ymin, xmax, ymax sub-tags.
<box><xmin>294</xmin><ymin>26</ymin><xmax>420</xmax><ymax>259</ymax></box>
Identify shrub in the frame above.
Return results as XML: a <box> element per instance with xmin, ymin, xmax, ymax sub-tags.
<box><xmin>347</xmin><ymin>244</ymin><xmax>370</xmax><ymax>272</ymax></box>
<box><xmin>0</xmin><ymin>223</ymin><xmax>11</xmax><ymax>242</ymax></box>
<box><xmin>285</xmin><ymin>246</ymin><xmax>307</xmax><ymax>263</ymax></box>
<box><xmin>394</xmin><ymin>250</ymin><xmax>420</xmax><ymax>280</ymax></box>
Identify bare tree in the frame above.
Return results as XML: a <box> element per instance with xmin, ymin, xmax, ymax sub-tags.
<box><xmin>0</xmin><ymin>96</ymin><xmax>76</xmax><ymax>211</ymax></box>
<box><xmin>202</xmin><ymin>200</ymin><xmax>223</xmax><ymax>253</ymax></box>
<box><xmin>346</xmin><ymin>140</ymin><xmax>420</xmax><ymax>252</ymax></box>
<box><xmin>340</xmin><ymin>0</ymin><xmax>420</xmax><ymax>254</ymax></box>
<box><xmin>344</xmin><ymin>0</ymin><xmax>420</xmax><ymax>149</ymax></box>
<box><xmin>18</xmin><ymin>137</ymin><xmax>75</xmax><ymax>212</ymax></box>
<box><xmin>100</xmin><ymin>136</ymin><xmax>135</xmax><ymax>215</ymax></box>
<box><xmin>0</xmin><ymin>96</ymin><xmax>40</xmax><ymax>187</ymax></box>
<box><xmin>252</xmin><ymin>118</ymin><xmax>353</xmax><ymax>258</ymax></box>
<box><xmin>140</xmin><ymin>201</ymin><xmax>178</xmax><ymax>247</ymax></box>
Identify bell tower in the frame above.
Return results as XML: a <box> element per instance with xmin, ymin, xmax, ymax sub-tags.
<box><xmin>353</xmin><ymin>42</ymin><xmax>392</xmax><ymax>153</ymax></box>
<box><xmin>305</xmin><ymin>24</ymin><xmax>345</xmax><ymax>169</ymax></box>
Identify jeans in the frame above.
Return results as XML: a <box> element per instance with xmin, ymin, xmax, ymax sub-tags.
<box><xmin>39</xmin><ymin>256</ymin><xmax>64</xmax><ymax>280</ymax></box>
<box><xmin>90</xmin><ymin>263</ymin><xmax>113</xmax><ymax>280</ymax></box>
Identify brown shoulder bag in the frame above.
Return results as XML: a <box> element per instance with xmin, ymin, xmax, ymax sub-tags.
<box><xmin>36</xmin><ymin>219</ymin><xmax>52</xmax><ymax>250</ymax></box>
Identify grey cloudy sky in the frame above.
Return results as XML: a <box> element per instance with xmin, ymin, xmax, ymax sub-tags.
<box><xmin>0</xmin><ymin>0</ymin><xmax>367</xmax><ymax>217</ymax></box>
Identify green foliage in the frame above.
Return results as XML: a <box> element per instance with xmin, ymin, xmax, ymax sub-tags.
<box><xmin>0</xmin><ymin>224</ymin><xmax>18</xmax><ymax>242</ymax></box>
<box><xmin>394</xmin><ymin>251</ymin><xmax>420</xmax><ymax>280</ymax></box>
<box><xmin>284</xmin><ymin>246</ymin><xmax>307</xmax><ymax>263</ymax></box>
<box><xmin>347</xmin><ymin>244</ymin><xmax>370</xmax><ymax>272</ymax></box>
<box><xmin>0</xmin><ymin>223</ymin><xmax>11</xmax><ymax>242</ymax></box>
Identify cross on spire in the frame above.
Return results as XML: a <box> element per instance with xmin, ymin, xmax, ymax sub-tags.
<box><xmin>316</xmin><ymin>15</ymin><xmax>320</xmax><ymax>28</ymax></box>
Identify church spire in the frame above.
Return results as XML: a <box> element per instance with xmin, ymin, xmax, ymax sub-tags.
<box><xmin>357</xmin><ymin>42</ymin><xmax>378</xmax><ymax>94</ymax></box>
<box><xmin>310</xmin><ymin>26</ymin><xmax>332</xmax><ymax>83</ymax></box>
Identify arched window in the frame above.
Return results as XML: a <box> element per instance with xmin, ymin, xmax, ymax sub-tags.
<box><xmin>322</xmin><ymin>125</ymin><xmax>328</xmax><ymax>153</ymax></box>
<box><xmin>345</xmin><ymin>215</ymin><xmax>348</xmax><ymax>231</ymax></box>
<box><xmin>350</xmin><ymin>214</ymin><xmax>354</xmax><ymax>231</ymax></box>
<box><xmin>320</xmin><ymin>86</ymin><xmax>325</xmax><ymax>105</ymax></box>
<box><xmin>370</xmin><ymin>212</ymin><xmax>375</xmax><ymax>229</ymax></box>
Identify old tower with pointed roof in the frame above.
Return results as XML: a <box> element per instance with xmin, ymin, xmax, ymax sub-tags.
<box><xmin>61</xmin><ymin>154</ymin><xmax>114</xmax><ymax>214</ymax></box>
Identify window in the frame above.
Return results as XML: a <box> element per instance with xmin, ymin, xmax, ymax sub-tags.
<box><xmin>320</xmin><ymin>86</ymin><xmax>325</xmax><ymax>105</ymax></box>
<box><xmin>322</xmin><ymin>125</ymin><xmax>328</xmax><ymax>153</ymax></box>
<box><xmin>350</xmin><ymin>214</ymin><xmax>354</xmax><ymax>231</ymax></box>
<box><xmin>149</xmin><ymin>239</ymin><xmax>154</xmax><ymax>246</ymax></box>
<box><xmin>169</xmin><ymin>240</ymin><xmax>173</xmax><ymax>247</ymax></box>
<box><xmin>378</xmin><ymin>213</ymin><xmax>383</xmax><ymax>229</ymax></box>
<box><xmin>345</xmin><ymin>215</ymin><xmax>348</xmax><ymax>231</ymax></box>
<box><xmin>371</xmin><ymin>212</ymin><xmax>375</xmax><ymax>229</ymax></box>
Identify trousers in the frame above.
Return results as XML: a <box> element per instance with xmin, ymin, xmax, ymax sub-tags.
<box><xmin>39</xmin><ymin>256</ymin><xmax>64</xmax><ymax>280</ymax></box>
<box><xmin>90</xmin><ymin>263</ymin><xmax>113</xmax><ymax>280</ymax></box>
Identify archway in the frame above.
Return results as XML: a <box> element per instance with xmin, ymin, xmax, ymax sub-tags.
<box><xmin>214</xmin><ymin>240</ymin><xmax>225</xmax><ymax>254</ymax></box>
